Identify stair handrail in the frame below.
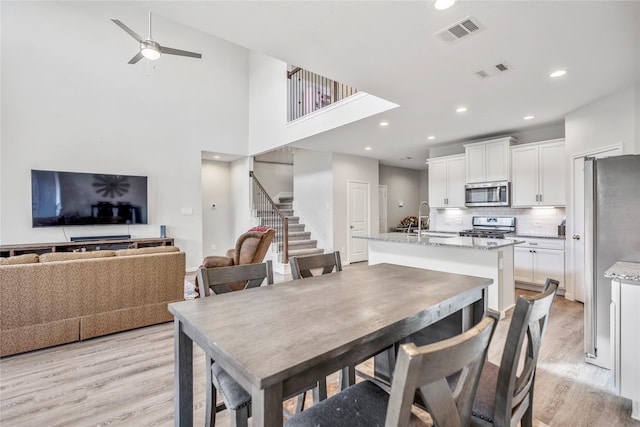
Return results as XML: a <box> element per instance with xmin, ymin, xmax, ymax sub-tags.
<box><xmin>249</xmin><ymin>171</ymin><xmax>289</xmax><ymax>263</ymax></box>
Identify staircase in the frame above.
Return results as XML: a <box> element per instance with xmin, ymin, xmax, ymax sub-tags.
<box><xmin>256</xmin><ymin>197</ymin><xmax>324</xmax><ymax>272</ymax></box>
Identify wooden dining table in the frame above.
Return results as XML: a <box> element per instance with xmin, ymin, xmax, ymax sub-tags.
<box><xmin>169</xmin><ymin>262</ymin><xmax>491</xmax><ymax>427</ymax></box>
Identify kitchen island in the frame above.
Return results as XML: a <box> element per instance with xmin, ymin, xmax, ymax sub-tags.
<box><xmin>354</xmin><ymin>232</ymin><xmax>523</xmax><ymax>317</ymax></box>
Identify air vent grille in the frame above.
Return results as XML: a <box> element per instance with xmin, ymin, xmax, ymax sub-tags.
<box><xmin>435</xmin><ymin>16</ymin><xmax>484</xmax><ymax>45</ymax></box>
<box><xmin>473</xmin><ymin>62</ymin><xmax>511</xmax><ymax>79</ymax></box>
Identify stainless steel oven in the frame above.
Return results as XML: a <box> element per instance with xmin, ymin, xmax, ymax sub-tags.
<box><xmin>465</xmin><ymin>181</ymin><xmax>510</xmax><ymax>207</ymax></box>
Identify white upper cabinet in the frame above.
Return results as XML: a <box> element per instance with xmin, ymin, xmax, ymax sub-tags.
<box><xmin>428</xmin><ymin>154</ymin><xmax>466</xmax><ymax>208</ymax></box>
<box><xmin>511</xmin><ymin>139</ymin><xmax>566</xmax><ymax>207</ymax></box>
<box><xmin>464</xmin><ymin>137</ymin><xmax>515</xmax><ymax>184</ymax></box>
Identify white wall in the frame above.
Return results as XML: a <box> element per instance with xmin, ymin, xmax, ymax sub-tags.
<box><xmin>252</xmin><ymin>161</ymin><xmax>293</xmax><ymax>201</ymax></box>
<box><xmin>230</xmin><ymin>157</ymin><xmax>253</xmax><ymax>241</ymax></box>
<box><xmin>565</xmin><ymin>83</ymin><xmax>639</xmax><ymax>157</ymax></box>
<box><xmin>293</xmin><ymin>149</ymin><xmax>334</xmax><ymax>250</ymax></box>
<box><xmin>379</xmin><ymin>165</ymin><xmax>421</xmax><ymax>231</ymax></box>
<box><xmin>0</xmin><ymin>2</ymin><xmax>250</xmax><ymax>269</ymax></box>
<box><xmin>201</xmin><ymin>159</ymin><xmax>234</xmax><ymax>261</ymax></box>
<box><xmin>332</xmin><ymin>153</ymin><xmax>379</xmax><ymax>262</ymax></box>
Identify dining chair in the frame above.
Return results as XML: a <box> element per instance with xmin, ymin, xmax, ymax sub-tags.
<box><xmin>284</xmin><ymin>314</ymin><xmax>498</xmax><ymax>427</ymax></box>
<box><xmin>201</xmin><ymin>261</ymin><xmax>273</xmax><ymax>427</ymax></box>
<box><xmin>197</xmin><ymin>259</ymin><xmax>274</xmax><ymax>297</ymax></box>
<box><xmin>467</xmin><ymin>278</ymin><xmax>559</xmax><ymax>427</ymax></box>
<box><xmin>288</xmin><ymin>252</ymin><xmax>343</xmax><ymax>411</ymax></box>
<box><xmin>289</xmin><ymin>251</ymin><xmax>342</xmax><ymax>280</ymax></box>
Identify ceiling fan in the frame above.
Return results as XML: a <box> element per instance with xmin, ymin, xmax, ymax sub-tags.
<box><xmin>111</xmin><ymin>12</ymin><xmax>202</xmax><ymax>64</ymax></box>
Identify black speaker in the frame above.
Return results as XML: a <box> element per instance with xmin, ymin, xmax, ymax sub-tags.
<box><xmin>160</xmin><ymin>225</ymin><xmax>166</xmax><ymax>238</ymax></box>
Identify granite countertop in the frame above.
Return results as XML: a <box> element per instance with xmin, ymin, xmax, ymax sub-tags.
<box><xmin>354</xmin><ymin>233</ymin><xmax>523</xmax><ymax>250</ymax></box>
<box><xmin>604</xmin><ymin>261</ymin><xmax>640</xmax><ymax>283</ymax></box>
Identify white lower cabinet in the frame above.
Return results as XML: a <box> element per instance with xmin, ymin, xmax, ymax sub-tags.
<box><xmin>514</xmin><ymin>238</ymin><xmax>565</xmax><ymax>290</ymax></box>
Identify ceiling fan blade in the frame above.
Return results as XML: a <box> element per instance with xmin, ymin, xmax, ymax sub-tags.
<box><xmin>128</xmin><ymin>51</ymin><xmax>144</xmax><ymax>64</ymax></box>
<box><xmin>111</xmin><ymin>19</ymin><xmax>143</xmax><ymax>43</ymax></box>
<box><xmin>160</xmin><ymin>46</ymin><xmax>202</xmax><ymax>59</ymax></box>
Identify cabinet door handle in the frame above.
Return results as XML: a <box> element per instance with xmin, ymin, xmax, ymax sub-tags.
<box><xmin>573</xmin><ymin>235</ymin><xmax>581</xmax><ymax>240</ymax></box>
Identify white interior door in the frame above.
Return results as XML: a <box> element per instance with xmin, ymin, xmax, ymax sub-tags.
<box><xmin>571</xmin><ymin>146</ymin><xmax>622</xmax><ymax>303</ymax></box>
<box><xmin>348</xmin><ymin>181</ymin><xmax>369</xmax><ymax>263</ymax></box>
<box><xmin>378</xmin><ymin>185</ymin><xmax>387</xmax><ymax>234</ymax></box>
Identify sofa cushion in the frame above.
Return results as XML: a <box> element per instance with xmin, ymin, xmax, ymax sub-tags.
<box><xmin>39</xmin><ymin>251</ymin><xmax>116</xmax><ymax>263</ymax></box>
<box><xmin>0</xmin><ymin>253</ymin><xmax>39</xmax><ymax>265</ymax></box>
<box><xmin>115</xmin><ymin>246</ymin><xmax>180</xmax><ymax>256</ymax></box>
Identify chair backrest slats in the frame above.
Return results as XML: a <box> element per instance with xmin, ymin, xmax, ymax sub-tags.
<box><xmin>197</xmin><ymin>260</ymin><xmax>273</xmax><ymax>297</ymax></box>
<box><xmin>494</xmin><ymin>278</ymin><xmax>558</xmax><ymax>424</ymax></box>
<box><xmin>385</xmin><ymin>315</ymin><xmax>498</xmax><ymax>427</ymax></box>
<box><xmin>289</xmin><ymin>252</ymin><xmax>342</xmax><ymax>280</ymax></box>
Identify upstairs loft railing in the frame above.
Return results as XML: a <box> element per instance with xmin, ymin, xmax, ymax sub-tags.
<box><xmin>288</xmin><ymin>66</ymin><xmax>358</xmax><ymax>122</ymax></box>
<box><xmin>250</xmin><ymin>171</ymin><xmax>289</xmax><ymax>263</ymax></box>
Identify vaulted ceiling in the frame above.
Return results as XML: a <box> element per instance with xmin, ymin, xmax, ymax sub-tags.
<box><xmin>150</xmin><ymin>1</ymin><xmax>640</xmax><ymax>169</ymax></box>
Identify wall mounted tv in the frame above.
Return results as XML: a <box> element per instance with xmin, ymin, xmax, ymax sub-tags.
<box><xmin>31</xmin><ymin>170</ymin><xmax>148</xmax><ymax>227</ymax></box>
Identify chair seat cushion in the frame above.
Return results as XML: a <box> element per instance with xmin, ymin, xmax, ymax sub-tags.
<box><xmin>211</xmin><ymin>362</ymin><xmax>251</xmax><ymax>410</ymax></box>
<box><xmin>471</xmin><ymin>361</ymin><xmax>499</xmax><ymax>423</ymax></box>
<box><xmin>285</xmin><ymin>380</ymin><xmax>389</xmax><ymax>427</ymax></box>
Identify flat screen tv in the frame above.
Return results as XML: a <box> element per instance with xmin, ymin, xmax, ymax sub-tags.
<box><xmin>31</xmin><ymin>170</ymin><xmax>148</xmax><ymax>227</ymax></box>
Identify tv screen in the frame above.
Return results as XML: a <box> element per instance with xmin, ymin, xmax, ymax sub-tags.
<box><xmin>31</xmin><ymin>170</ymin><xmax>148</xmax><ymax>227</ymax></box>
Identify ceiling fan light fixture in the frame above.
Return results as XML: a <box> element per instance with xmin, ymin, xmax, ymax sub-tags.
<box><xmin>140</xmin><ymin>40</ymin><xmax>161</xmax><ymax>60</ymax></box>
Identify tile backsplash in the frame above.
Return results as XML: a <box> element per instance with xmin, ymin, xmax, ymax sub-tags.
<box><xmin>429</xmin><ymin>207</ymin><xmax>565</xmax><ymax>237</ymax></box>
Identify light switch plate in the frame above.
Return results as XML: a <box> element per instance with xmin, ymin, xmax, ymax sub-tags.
<box><xmin>181</xmin><ymin>208</ymin><xmax>193</xmax><ymax>215</ymax></box>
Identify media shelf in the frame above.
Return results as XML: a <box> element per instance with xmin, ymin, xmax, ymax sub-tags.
<box><xmin>0</xmin><ymin>237</ymin><xmax>174</xmax><ymax>257</ymax></box>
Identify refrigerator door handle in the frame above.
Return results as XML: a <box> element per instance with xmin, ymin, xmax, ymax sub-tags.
<box><xmin>584</xmin><ymin>157</ymin><xmax>597</xmax><ymax>359</ymax></box>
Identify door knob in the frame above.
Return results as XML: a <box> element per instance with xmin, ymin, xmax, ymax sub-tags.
<box><xmin>350</xmin><ymin>225</ymin><xmax>354</xmax><ymax>229</ymax></box>
<box><xmin>572</xmin><ymin>235</ymin><xmax>581</xmax><ymax>240</ymax></box>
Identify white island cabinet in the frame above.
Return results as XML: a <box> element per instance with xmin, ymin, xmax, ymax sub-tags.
<box><xmin>605</xmin><ymin>261</ymin><xmax>640</xmax><ymax>422</ymax></box>
<box><xmin>354</xmin><ymin>233</ymin><xmax>523</xmax><ymax>318</ymax></box>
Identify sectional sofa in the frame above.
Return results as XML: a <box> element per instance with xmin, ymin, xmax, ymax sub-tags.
<box><xmin>0</xmin><ymin>246</ymin><xmax>185</xmax><ymax>357</ymax></box>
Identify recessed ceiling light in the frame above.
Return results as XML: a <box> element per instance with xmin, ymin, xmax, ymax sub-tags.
<box><xmin>213</xmin><ymin>155</ymin><xmax>221</xmax><ymax>159</ymax></box>
<box><xmin>434</xmin><ymin>0</ymin><xmax>457</xmax><ymax>10</ymax></box>
<box><xmin>456</xmin><ymin>107</ymin><xmax>467</xmax><ymax>113</ymax></box>
<box><xmin>549</xmin><ymin>70</ymin><xmax>567</xmax><ymax>78</ymax></box>
<box><xmin>427</xmin><ymin>136</ymin><xmax>436</xmax><ymax>140</ymax></box>
<box><xmin>365</xmin><ymin>147</ymin><xmax>372</xmax><ymax>151</ymax></box>
<box><xmin>379</xmin><ymin>121</ymin><xmax>389</xmax><ymax>127</ymax></box>
<box><xmin>523</xmin><ymin>115</ymin><xmax>535</xmax><ymax>120</ymax></box>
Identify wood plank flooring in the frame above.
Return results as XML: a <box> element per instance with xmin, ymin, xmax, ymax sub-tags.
<box><xmin>1</xmin><ymin>278</ymin><xmax>638</xmax><ymax>426</ymax></box>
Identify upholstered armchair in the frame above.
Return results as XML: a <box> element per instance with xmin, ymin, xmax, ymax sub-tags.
<box><xmin>198</xmin><ymin>228</ymin><xmax>276</xmax><ymax>292</ymax></box>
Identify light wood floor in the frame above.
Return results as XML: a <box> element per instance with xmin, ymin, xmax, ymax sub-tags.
<box><xmin>1</xmin><ymin>276</ymin><xmax>639</xmax><ymax>426</ymax></box>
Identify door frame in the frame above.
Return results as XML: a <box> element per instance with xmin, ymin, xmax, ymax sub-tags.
<box><xmin>567</xmin><ymin>144</ymin><xmax>623</xmax><ymax>301</ymax></box>
<box><xmin>378</xmin><ymin>185</ymin><xmax>388</xmax><ymax>234</ymax></box>
<box><xmin>347</xmin><ymin>180</ymin><xmax>371</xmax><ymax>264</ymax></box>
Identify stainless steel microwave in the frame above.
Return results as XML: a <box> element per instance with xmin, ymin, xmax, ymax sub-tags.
<box><xmin>465</xmin><ymin>181</ymin><xmax>510</xmax><ymax>207</ymax></box>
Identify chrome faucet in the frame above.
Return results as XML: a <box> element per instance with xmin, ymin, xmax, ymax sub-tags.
<box><xmin>418</xmin><ymin>201</ymin><xmax>430</xmax><ymax>237</ymax></box>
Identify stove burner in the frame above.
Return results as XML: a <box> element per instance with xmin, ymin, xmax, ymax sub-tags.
<box><xmin>459</xmin><ymin>230</ymin><xmax>509</xmax><ymax>239</ymax></box>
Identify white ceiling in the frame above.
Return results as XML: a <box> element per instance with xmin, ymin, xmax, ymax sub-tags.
<box><xmin>149</xmin><ymin>1</ymin><xmax>640</xmax><ymax>169</ymax></box>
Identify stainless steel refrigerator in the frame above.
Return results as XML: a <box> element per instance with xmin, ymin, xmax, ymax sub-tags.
<box><xmin>584</xmin><ymin>155</ymin><xmax>640</xmax><ymax>369</ymax></box>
